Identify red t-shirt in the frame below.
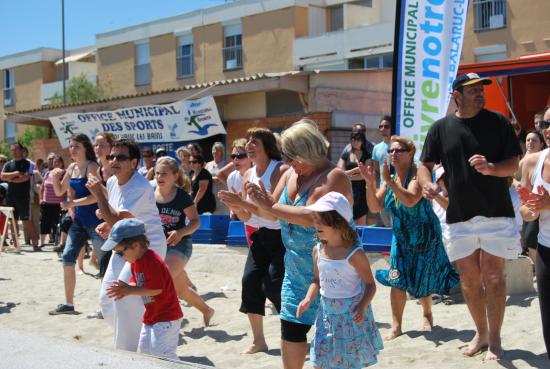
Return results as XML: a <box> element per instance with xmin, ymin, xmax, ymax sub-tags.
<box><xmin>130</xmin><ymin>249</ymin><xmax>183</xmax><ymax>325</ymax></box>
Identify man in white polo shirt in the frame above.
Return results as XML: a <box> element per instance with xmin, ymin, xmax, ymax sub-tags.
<box><xmin>87</xmin><ymin>138</ymin><xmax>166</xmax><ymax>352</ymax></box>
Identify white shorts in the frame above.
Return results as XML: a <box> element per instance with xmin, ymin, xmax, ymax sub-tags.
<box><xmin>446</xmin><ymin>216</ymin><xmax>521</xmax><ymax>262</ymax></box>
<box><xmin>138</xmin><ymin>318</ymin><xmax>182</xmax><ymax>360</ymax></box>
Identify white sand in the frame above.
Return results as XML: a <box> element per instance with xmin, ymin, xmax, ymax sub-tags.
<box><xmin>0</xmin><ymin>244</ymin><xmax>547</xmax><ymax>369</ymax></box>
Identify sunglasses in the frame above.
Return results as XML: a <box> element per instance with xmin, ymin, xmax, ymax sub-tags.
<box><xmin>115</xmin><ymin>246</ymin><xmax>129</xmax><ymax>257</ymax></box>
<box><xmin>387</xmin><ymin>148</ymin><xmax>410</xmax><ymax>154</ymax></box>
<box><xmin>231</xmin><ymin>153</ymin><xmax>247</xmax><ymax>160</ymax></box>
<box><xmin>106</xmin><ymin>154</ymin><xmax>131</xmax><ymax>161</ymax></box>
<box><xmin>379</xmin><ymin>125</ymin><xmax>391</xmax><ymax>129</ymax></box>
<box><xmin>190</xmin><ymin>160</ymin><xmax>200</xmax><ymax>164</ymax></box>
<box><xmin>142</xmin><ymin>154</ymin><xmax>152</xmax><ymax>158</ymax></box>
<box><xmin>541</xmin><ymin>120</ymin><xmax>550</xmax><ymax>129</ymax></box>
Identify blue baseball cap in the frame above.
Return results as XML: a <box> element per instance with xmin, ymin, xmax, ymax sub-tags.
<box><xmin>101</xmin><ymin>218</ymin><xmax>146</xmax><ymax>251</ymax></box>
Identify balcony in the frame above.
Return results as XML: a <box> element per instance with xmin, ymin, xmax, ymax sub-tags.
<box><xmin>41</xmin><ymin>74</ymin><xmax>96</xmax><ymax>106</ymax></box>
<box><xmin>3</xmin><ymin>88</ymin><xmax>14</xmax><ymax>107</ymax></box>
<box><xmin>223</xmin><ymin>45</ymin><xmax>243</xmax><ymax>71</ymax></box>
<box><xmin>294</xmin><ymin>22</ymin><xmax>394</xmax><ymax>70</ymax></box>
<box><xmin>474</xmin><ymin>0</ymin><xmax>507</xmax><ymax>32</ymax></box>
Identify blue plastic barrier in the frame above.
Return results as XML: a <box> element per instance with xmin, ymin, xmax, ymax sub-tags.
<box><xmin>192</xmin><ymin>214</ymin><xmax>231</xmax><ymax>244</ymax></box>
<box><xmin>226</xmin><ymin>221</ymin><xmax>247</xmax><ymax>247</ymax></box>
<box><xmin>359</xmin><ymin>226</ymin><xmax>392</xmax><ymax>253</ymax></box>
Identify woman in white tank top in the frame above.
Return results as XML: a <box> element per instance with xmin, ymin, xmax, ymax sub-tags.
<box><xmin>219</xmin><ymin>128</ymin><xmax>286</xmax><ymax>355</ymax></box>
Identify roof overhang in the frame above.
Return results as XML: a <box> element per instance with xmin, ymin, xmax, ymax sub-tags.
<box><xmin>458</xmin><ymin>53</ymin><xmax>550</xmax><ymax>77</ymax></box>
<box><xmin>5</xmin><ymin>72</ymin><xmax>308</xmax><ymax>127</ymax></box>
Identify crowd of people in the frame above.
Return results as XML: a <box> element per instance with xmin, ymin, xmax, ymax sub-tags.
<box><xmin>0</xmin><ymin>72</ymin><xmax>549</xmax><ymax>368</ymax></box>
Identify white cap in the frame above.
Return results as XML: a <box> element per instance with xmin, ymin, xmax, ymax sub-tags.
<box><xmin>305</xmin><ymin>191</ymin><xmax>353</xmax><ymax>222</ymax></box>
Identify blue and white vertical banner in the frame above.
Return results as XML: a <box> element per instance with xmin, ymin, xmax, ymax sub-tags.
<box><xmin>392</xmin><ymin>0</ymin><xmax>469</xmax><ymax>157</ymax></box>
<box><xmin>50</xmin><ymin>96</ymin><xmax>226</xmax><ymax>148</ymax></box>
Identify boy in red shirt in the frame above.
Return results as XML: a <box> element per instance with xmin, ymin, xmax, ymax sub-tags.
<box><xmin>102</xmin><ymin>218</ymin><xmax>183</xmax><ymax>360</ymax></box>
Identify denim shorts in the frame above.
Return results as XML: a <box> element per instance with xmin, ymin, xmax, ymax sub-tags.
<box><xmin>62</xmin><ymin>222</ymin><xmax>106</xmax><ymax>269</ymax></box>
<box><xmin>167</xmin><ymin>237</ymin><xmax>193</xmax><ymax>261</ymax></box>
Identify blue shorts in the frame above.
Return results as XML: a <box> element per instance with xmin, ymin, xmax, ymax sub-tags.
<box><xmin>62</xmin><ymin>222</ymin><xmax>105</xmax><ymax>269</ymax></box>
<box><xmin>166</xmin><ymin>237</ymin><xmax>193</xmax><ymax>261</ymax></box>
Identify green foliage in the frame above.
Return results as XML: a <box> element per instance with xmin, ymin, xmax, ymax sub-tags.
<box><xmin>47</xmin><ymin>73</ymin><xmax>106</xmax><ymax>106</ymax></box>
<box><xmin>18</xmin><ymin>127</ymin><xmax>50</xmax><ymax>151</ymax></box>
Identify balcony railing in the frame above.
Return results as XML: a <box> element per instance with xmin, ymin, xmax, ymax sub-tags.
<box><xmin>474</xmin><ymin>0</ymin><xmax>507</xmax><ymax>32</ymax></box>
<box><xmin>3</xmin><ymin>88</ymin><xmax>14</xmax><ymax>107</ymax></box>
<box><xmin>177</xmin><ymin>55</ymin><xmax>193</xmax><ymax>78</ymax></box>
<box><xmin>223</xmin><ymin>45</ymin><xmax>243</xmax><ymax>71</ymax></box>
<box><xmin>135</xmin><ymin>63</ymin><xmax>151</xmax><ymax>86</ymax></box>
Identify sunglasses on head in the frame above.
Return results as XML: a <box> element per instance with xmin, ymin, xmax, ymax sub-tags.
<box><xmin>231</xmin><ymin>153</ymin><xmax>247</xmax><ymax>160</ymax></box>
<box><xmin>106</xmin><ymin>154</ymin><xmax>131</xmax><ymax>161</ymax></box>
<box><xmin>387</xmin><ymin>148</ymin><xmax>410</xmax><ymax>154</ymax></box>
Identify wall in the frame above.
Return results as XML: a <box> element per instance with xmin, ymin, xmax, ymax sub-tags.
<box><xmin>462</xmin><ymin>1</ymin><xmax>550</xmax><ymax>63</ymax></box>
<box><xmin>13</xmin><ymin>62</ymin><xmax>43</xmax><ymax>112</ymax></box>
<box><xmin>346</xmin><ymin>1</ymin><xmax>380</xmax><ymax>27</ymax></box>
<box><xmin>220</xmin><ymin>92</ymin><xmax>266</xmax><ymax>120</ymax></box>
<box><xmin>226</xmin><ymin>112</ymin><xmax>331</xmax><ymax>152</ymax></box>
<box><xmin>96</xmin><ymin>42</ymin><xmax>136</xmax><ymax>97</ymax></box>
<box><xmin>308</xmin><ymin>70</ymin><xmax>392</xmax><ymax>114</ymax></box>
<box><xmin>30</xmin><ymin>138</ymin><xmax>70</xmax><ymax>165</ymax></box>
<box><xmin>150</xmin><ymin>33</ymin><xmax>178</xmax><ymax>91</ymax></box>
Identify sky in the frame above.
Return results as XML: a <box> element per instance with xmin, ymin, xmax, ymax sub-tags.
<box><xmin>0</xmin><ymin>0</ymin><xmax>232</xmax><ymax>57</ymax></box>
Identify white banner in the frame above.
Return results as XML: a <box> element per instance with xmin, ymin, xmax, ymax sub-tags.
<box><xmin>394</xmin><ymin>0</ymin><xmax>469</xmax><ymax>157</ymax></box>
<box><xmin>50</xmin><ymin>96</ymin><xmax>226</xmax><ymax>148</ymax></box>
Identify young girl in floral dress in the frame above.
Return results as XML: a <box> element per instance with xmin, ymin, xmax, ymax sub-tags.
<box><xmin>297</xmin><ymin>192</ymin><xmax>383</xmax><ymax>369</ymax></box>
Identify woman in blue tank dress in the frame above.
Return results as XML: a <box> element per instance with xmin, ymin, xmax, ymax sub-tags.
<box><xmin>49</xmin><ymin>134</ymin><xmax>105</xmax><ymax>315</ymax></box>
<box><xmin>359</xmin><ymin>135</ymin><xmax>459</xmax><ymax>340</ymax></box>
<box><xmin>247</xmin><ymin>120</ymin><xmax>353</xmax><ymax>369</ymax></box>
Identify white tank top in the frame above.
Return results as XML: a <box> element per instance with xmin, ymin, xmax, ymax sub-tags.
<box><xmin>245</xmin><ymin>160</ymin><xmax>281</xmax><ymax>230</ymax></box>
<box><xmin>532</xmin><ymin>148</ymin><xmax>550</xmax><ymax>247</ymax></box>
<box><xmin>317</xmin><ymin>244</ymin><xmax>363</xmax><ymax>299</ymax></box>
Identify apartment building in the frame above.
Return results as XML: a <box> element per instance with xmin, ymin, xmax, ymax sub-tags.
<box><xmin>2</xmin><ymin>0</ymin><xmax>395</xmax><ymax>159</ymax></box>
<box><xmin>0</xmin><ymin>47</ymin><xmax>96</xmax><ymax>143</ymax></box>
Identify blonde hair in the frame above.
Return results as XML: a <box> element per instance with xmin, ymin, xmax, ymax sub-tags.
<box><xmin>176</xmin><ymin>147</ymin><xmax>190</xmax><ymax>157</ymax></box>
<box><xmin>232</xmin><ymin>138</ymin><xmax>247</xmax><ymax>151</ymax></box>
<box><xmin>390</xmin><ymin>135</ymin><xmax>416</xmax><ymax>157</ymax></box>
<box><xmin>281</xmin><ymin>119</ymin><xmax>329</xmax><ymax>165</ymax></box>
<box><xmin>155</xmin><ymin>156</ymin><xmax>192</xmax><ymax>193</ymax></box>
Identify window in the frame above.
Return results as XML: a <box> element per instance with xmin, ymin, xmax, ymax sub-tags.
<box><xmin>223</xmin><ymin>24</ymin><xmax>242</xmax><ymax>71</ymax></box>
<box><xmin>474</xmin><ymin>0</ymin><xmax>507</xmax><ymax>32</ymax></box>
<box><xmin>4</xmin><ymin>121</ymin><xmax>16</xmax><ymax>144</ymax></box>
<box><xmin>3</xmin><ymin>69</ymin><xmax>15</xmax><ymax>107</ymax></box>
<box><xmin>348</xmin><ymin>53</ymin><xmax>393</xmax><ymax>70</ymax></box>
<box><xmin>134</xmin><ymin>42</ymin><xmax>150</xmax><ymax>86</ymax></box>
<box><xmin>329</xmin><ymin>5</ymin><xmax>344</xmax><ymax>32</ymax></box>
<box><xmin>177</xmin><ymin>35</ymin><xmax>193</xmax><ymax>78</ymax></box>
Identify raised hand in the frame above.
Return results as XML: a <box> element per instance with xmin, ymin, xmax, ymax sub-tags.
<box><xmin>85</xmin><ymin>174</ymin><xmax>103</xmax><ymax>196</ymax></box>
<box><xmin>246</xmin><ymin>180</ymin><xmax>274</xmax><ymax>210</ymax></box>
<box><xmin>525</xmin><ymin>185</ymin><xmax>550</xmax><ymax>212</ymax></box>
<box><xmin>96</xmin><ymin>222</ymin><xmax>111</xmax><ymax>240</ymax></box>
<box><xmin>357</xmin><ymin>162</ymin><xmax>376</xmax><ymax>185</ymax></box>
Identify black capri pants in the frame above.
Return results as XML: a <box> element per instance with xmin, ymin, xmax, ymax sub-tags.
<box><xmin>40</xmin><ymin>203</ymin><xmax>62</xmax><ymax>235</ymax></box>
<box><xmin>536</xmin><ymin>244</ymin><xmax>550</xmax><ymax>359</ymax></box>
<box><xmin>240</xmin><ymin>227</ymin><xmax>285</xmax><ymax>316</ymax></box>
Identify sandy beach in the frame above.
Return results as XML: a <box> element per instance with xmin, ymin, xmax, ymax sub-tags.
<box><xmin>0</xmin><ymin>243</ymin><xmax>547</xmax><ymax>369</ymax></box>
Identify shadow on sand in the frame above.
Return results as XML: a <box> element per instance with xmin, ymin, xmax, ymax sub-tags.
<box><xmin>184</xmin><ymin>327</ymin><xmax>247</xmax><ymax>343</ymax></box>
<box><xmin>0</xmin><ymin>301</ymin><xmax>19</xmax><ymax>314</ymax></box>
<box><xmin>178</xmin><ymin>355</ymin><xmax>215</xmax><ymax>367</ymax></box>
<box><xmin>406</xmin><ymin>326</ymin><xmax>476</xmax><ymax>347</ymax></box>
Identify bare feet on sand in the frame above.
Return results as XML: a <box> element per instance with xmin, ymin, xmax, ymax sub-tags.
<box><xmin>240</xmin><ymin>343</ymin><xmax>268</xmax><ymax>354</ymax></box>
<box><xmin>422</xmin><ymin>314</ymin><xmax>433</xmax><ymax>331</ymax></box>
<box><xmin>203</xmin><ymin>308</ymin><xmax>215</xmax><ymax>327</ymax></box>
<box><xmin>462</xmin><ymin>334</ymin><xmax>488</xmax><ymax>356</ymax></box>
<box><xmin>384</xmin><ymin>327</ymin><xmax>402</xmax><ymax>341</ymax></box>
<box><xmin>484</xmin><ymin>343</ymin><xmax>504</xmax><ymax>361</ymax></box>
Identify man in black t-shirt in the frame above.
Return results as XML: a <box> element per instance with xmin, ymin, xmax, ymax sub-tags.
<box><xmin>0</xmin><ymin>143</ymin><xmax>39</xmax><ymax>250</ymax></box>
<box><xmin>418</xmin><ymin>73</ymin><xmax>522</xmax><ymax>361</ymax></box>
